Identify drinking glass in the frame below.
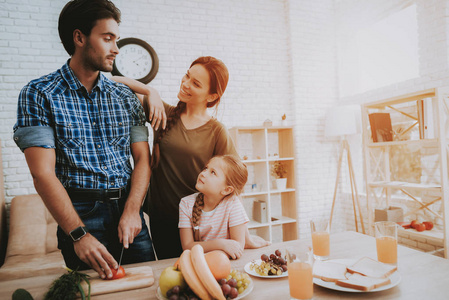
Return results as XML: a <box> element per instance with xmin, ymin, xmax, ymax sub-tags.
<box><xmin>375</xmin><ymin>221</ymin><xmax>398</xmax><ymax>265</ymax></box>
<box><xmin>286</xmin><ymin>245</ymin><xmax>313</xmax><ymax>300</ymax></box>
<box><xmin>310</xmin><ymin>218</ymin><xmax>330</xmax><ymax>260</ymax></box>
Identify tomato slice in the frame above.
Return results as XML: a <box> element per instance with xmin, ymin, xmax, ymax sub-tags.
<box><xmin>107</xmin><ymin>266</ymin><xmax>126</xmax><ymax>280</ymax></box>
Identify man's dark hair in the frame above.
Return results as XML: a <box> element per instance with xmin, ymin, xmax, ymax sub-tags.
<box><xmin>58</xmin><ymin>0</ymin><xmax>121</xmax><ymax>55</ymax></box>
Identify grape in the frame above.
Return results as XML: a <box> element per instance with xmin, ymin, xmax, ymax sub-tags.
<box><xmin>166</xmin><ymin>289</ymin><xmax>174</xmax><ymax>297</ymax></box>
<box><xmin>269</xmin><ymin>254</ymin><xmax>276</xmax><ymax>260</ymax></box>
<box><xmin>229</xmin><ymin>287</ymin><xmax>239</xmax><ymax>299</ymax></box>
<box><xmin>221</xmin><ymin>283</ymin><xmax>231</xmax><ymax>296</ymax></box>
<box><xmin>179</xmin><ymin>296</ymin><xmax>187</xmax><ymax>300</ymax></box>
<box><xmin>218</xmin><ymin>278</ymin><xmax>227</xmax><ymax>285</ymax></box>
<box><xmin>281</xmin><ymin>264</ymin><xmax>288</xmax><ymax>272</ymax></box>
<box><xmin>275</xmin><ymin>249</ymin><xmax>281</xmax><ymax>256</ymax></box>
<box><xmin>227</xmin><ymin>278</ymin><xmax>237</xmax><ymax>288</ymax></box>
<box><xmin>169</xmin><ymin>295</ymin><xmax>179</xmax><ymax>300</ymax></box>
<box><xmin>261</xmin><ymin>254</ymin><xmax>269</xmax><ymax>262</ymax></box>
<box><xmin>172</xmin><ymin>286</ymin><xmax>180</xmax><ymax>294</ymax></box>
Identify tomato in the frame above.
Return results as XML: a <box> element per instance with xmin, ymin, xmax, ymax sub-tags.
<box><xmin>411</xmin><ymin>220</ymin><xmax>419</xmax><ymax>229</ymax></box>
<box><xmin>423</xmin><ymin>221</ymin><xmax>434</xmax><ymax>230</ymax></box>
<box><xmin>107</xmin><ymin>266</ymin><xmax>126</xmax><ymax>280</ymax></box>
<box><xmin>416</xmin><ymin>223</ymin><xmax>426</xmax><ymax>232</ymax></box>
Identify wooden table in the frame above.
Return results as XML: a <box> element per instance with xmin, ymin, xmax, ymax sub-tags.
<box><xmin>1</xmin><ymin>231</ymin><xmax>449</xmax><ymax>299</ymax></box>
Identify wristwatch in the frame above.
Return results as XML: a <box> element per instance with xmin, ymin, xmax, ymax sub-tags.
<box><xmin>69</xmin><ymin>226</ymin><xmax>88</xmax><ymax>242</ymax></box>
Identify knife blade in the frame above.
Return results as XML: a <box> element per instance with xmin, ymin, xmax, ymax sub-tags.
<box><xmin>118</xmin><ymin>245</ymin><xmax>124</xmax><ymax>269</ymax></box>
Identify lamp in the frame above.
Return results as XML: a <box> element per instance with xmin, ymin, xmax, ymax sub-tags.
<box><xmin>325</xmin><ymin>105</ymin><xmax>365</xmax><ymax>234</ymax></box>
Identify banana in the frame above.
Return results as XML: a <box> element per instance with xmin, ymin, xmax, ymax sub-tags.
<box><xmin>180</xmin><ymin>249</ymin><xmax>212</xmax><ymax>300</ymax></box>
<box><xmin>191</xmin><ymin>245</ymin><xmax>226</xmax><ymax>300</ymax></box>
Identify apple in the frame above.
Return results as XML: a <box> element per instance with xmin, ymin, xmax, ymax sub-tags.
<box><xmin>416</xmin><ymin>223</ymin><xmax>426</xmax><ymax>232</ymax></box>
<box><xmin>159</xmin><ymin>266</ymin><xmax>186</xmax><ymax>297</ymax></box>
<box><xmin>423</xmin><ymin>221</ymin><xmax>434</xmax><ymax>230</ymax></box>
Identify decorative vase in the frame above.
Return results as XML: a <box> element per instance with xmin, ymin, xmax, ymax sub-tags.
<box><xmin>275</xmin><ymin>178</ymin><xmax>287</xmax><ymax>190</ymax></box>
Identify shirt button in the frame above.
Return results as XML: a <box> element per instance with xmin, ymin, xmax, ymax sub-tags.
<box><xmin>93</xmin><ymin>122</ymin><xmax>96</xmax><ymax>126</ymax></box>
<box><xmin>111</xmin><ymin>183</ymin><xmax>115</xmax><ymax>186</ymax></box>
<box><xmin>14</xmin><ymin>137</ymin><xmax>19</xmax><ymax>141</ymax></box>
<box><xmin>97</xmin><ymin>144</ymin><xmax>101</xmax><ymax>148</ymax></box>
<box><xmin>119</xmin><ymin>122</ymin><xmax>123</xmax><ymax>125</ymax></box>
<box><xmin>103</xmin><ymin>166</ymin><xmax>108</xmax><ymax>170</ymax></box>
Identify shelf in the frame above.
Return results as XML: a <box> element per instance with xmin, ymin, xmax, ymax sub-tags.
<box><xmin>248</xmin><ymin>220</ymin><xmax>269</xmax><ymax>229</ymax></box>
<box><xmin>369</xmin><ymin>181</ymin><xmax>441</xmax><ymax>192</ymax></box>
<box><xmin>362</xmin><ymin>86</ymin><xmax>449</xmax><ymax>258</ymax></box>
<box><xmin>367</xmin><ymin>139</ymin><xmax>438</xmax><ymax>148</ymax></box>
<box><xmin>270</xmin><ymin>188</ymin><xmax>295</xmax><ymax>194</ymax></box>
<box><xmin>270</xmin><ymin>215</ymin><xmax>296</xmax><ymax>225</ymax></box>
<box><xmin>267</xmin><ymin>157</ymin><xmax>294</xmax><ymax>162</ymax></box>
<box><xmin>242</xmin><ymin>191</ymin><xmax>268</xmax><ymax>197</ymax></box>
<box><xmin>364</xmin><ymin>88</ymin><xmax>436</xmax><ymax>109</ymax></box>
<box><xmin>229</xmin><ymin>126</ymin><xmax>298</xmax><ymax>242</ymax></box>
<box><xmin>241</xmin><ymin>159</ymin><xmax>266</xmax><ymax>164</ymax></box>
<box><xmin>399</xmin><ymin>227</ymin><xmax>444</xmax><ymax>244</ymax></box>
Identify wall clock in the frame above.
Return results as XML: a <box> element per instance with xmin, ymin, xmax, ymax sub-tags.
<box><xmin>112</xmin><ymin>37</ymin><xmax>159</xmax><ymax>84</ymax></box>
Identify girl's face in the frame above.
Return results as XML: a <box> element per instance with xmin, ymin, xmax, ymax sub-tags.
<box><xmin>178</xmin><ymin>64</ymin><xmax>218</xmax><ymax>106</ymax></box>
<box><xmin>196</xmin><ymin>158</ymin><xmax>232</xmax><ymax>197</ymax></box>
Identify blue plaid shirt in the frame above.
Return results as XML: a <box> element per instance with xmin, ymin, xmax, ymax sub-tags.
<box><xmin>13</xmin><ymin>61</ymin><xmax>148</xmax><ymax>189</ymax></box>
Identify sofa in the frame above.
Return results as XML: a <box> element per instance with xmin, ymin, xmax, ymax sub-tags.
<box><xmin>0</xmin><ymin>194</ymin><xmax>65</xmax><ymax>280</ymax></box>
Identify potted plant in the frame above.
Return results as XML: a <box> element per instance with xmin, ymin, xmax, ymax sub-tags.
<box><xmin>271</xmin><ymin>161</ymin><xmax>287</xmax><ymax>190</ymax></box>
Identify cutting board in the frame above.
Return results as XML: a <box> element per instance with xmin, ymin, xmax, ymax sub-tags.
<box><xmin>79</xmin><ymin>266</ymin><xmax>154</xmax><ymax>296</ymax></box>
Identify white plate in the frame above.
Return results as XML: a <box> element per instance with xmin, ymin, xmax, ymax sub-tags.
<box><xmin>156</xmin><ymin>278</ymin><xmax>254</xmax><ymax>300</ymax></box>
<box><xmin>244</xmin><ymin>259</ymin><xmax>288</xmax><ymax>278</ymax></box>
<box><xmin>312</xmin><ymin>258</ymin><xmax>401</xmax><ymax>293</ymax></box>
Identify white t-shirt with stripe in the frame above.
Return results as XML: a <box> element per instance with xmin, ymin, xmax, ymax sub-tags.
<box><xmin>178</xmin><ymin>192</ymin><xmax>249</xmax><ymax>241</ymax></box>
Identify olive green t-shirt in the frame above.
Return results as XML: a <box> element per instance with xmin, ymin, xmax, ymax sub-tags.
<box><xmin>147</xmin><ymin>102</ymin><xmax>238</xmax><ymax>221</ymax></box>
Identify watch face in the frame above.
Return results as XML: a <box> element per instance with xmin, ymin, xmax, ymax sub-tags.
<box><xmin>114</xmin><ymin>44</ymin><xmax>154</xmax><ymax>79</ymax></box>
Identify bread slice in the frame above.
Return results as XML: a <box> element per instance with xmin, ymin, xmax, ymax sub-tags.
<box><xmin>313</xmin><ymin>260</ymin><xmax>348</xmax><ymax>282</ymax></box>
<box><xmin>336</xmin><ymin>273</ymin><xmax>391</xmax><ymax>291</ymax></box>
<box><xmin>347</xmin><ymin>257</ymin><xmax>397</xmax><ymax>278</ymax></box>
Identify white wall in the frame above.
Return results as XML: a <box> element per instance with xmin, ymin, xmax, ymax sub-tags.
<box><xmin>0</xmin><ymin>0</ymin><xmax>296</xmax><ymax>199</ymax></box>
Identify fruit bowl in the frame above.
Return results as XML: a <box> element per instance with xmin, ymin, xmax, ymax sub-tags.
<box><xmin>156</xmin><ymin>278</ymin><xmax>254</xmax><ymax>300</ymax></box>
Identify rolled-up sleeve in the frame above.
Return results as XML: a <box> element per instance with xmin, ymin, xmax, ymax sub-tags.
<box><xmin>13</xmin><ymin>126</ymin><xmax>55</xmax><ymax>152</ymax></box>
<box><xmin>13</xmin><ymin>84</ymin><xmax>55</xmax><ymax>152</ymax></box>
<box><xmin>130</xmin><ymin>125</ymin><xmax>149</xmax><ymax>144</ymax></box>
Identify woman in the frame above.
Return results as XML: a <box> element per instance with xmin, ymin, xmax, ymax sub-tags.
<box><xmin>113</xmin><ymin>56</ymin><xmax>268</xmax><ymax>259</ymax></box>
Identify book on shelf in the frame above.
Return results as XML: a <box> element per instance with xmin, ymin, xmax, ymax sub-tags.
<box><xmin>368</xmin><ymin>113</ymin><xmax>393</xmax><ymax>142</ymax></box>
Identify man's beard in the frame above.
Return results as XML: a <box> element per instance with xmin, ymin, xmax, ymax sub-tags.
<box><xmin>83</xmin><ymin>41</ymin><xmax>114</xmax><ymax>73</ymax></box>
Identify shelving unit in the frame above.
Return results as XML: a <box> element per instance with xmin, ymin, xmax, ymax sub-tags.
<box><xmin>361</xmin><ymin>88</ymin><xmax>449</xmax><ymax>258</ymax></box>
<box><xmin>229</xmin><ymin>126</ymin><xmax>298</xmax><ymax>243</ymax></box>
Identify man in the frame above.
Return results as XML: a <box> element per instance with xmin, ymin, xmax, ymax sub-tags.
<box><xmin>13</xmin><ymin>0</ymin><xmax>154</xmax><ymax>279</ymax></box>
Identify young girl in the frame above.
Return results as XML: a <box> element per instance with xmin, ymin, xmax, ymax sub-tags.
<box><xmin>179</xmin><ymin>155</ymin><xmax>250</xmax><ymax>259</ymax></box>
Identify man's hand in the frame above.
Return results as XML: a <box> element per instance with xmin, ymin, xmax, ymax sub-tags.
<box><xmin>73</xmin><ymin>234</ymin><xmax>117</xmax><ymax>279</ymax></box>
<box><xmin>118</xmin><ymin>209</ymin><xmax>142</xmax><ymax>249</ymax></box>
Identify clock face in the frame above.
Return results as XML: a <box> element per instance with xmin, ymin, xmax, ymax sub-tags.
<box><xmin>114</xmin><ymin>44</ymin><xmax>153</xmax><ymax>79</ymax></box>
<box><xmin>112</xmin><ymin>38</ymin><xmax>159</xmax><ymax>84</ymax></box>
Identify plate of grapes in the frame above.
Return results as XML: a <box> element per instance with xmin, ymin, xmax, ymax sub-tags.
<box><xmin>244</xmin><ymin>249</ymin><xmax>288</xmax><ymax>279</ymax></box>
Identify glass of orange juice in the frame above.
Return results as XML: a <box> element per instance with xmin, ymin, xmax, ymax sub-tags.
<box><xmin>375</xmin><ymin>221</ymin><xmax>398</xmax><ymax>265</ymax></box>
<box><xmin>310</xmin><ymin>218</ymin><xmax>330</xmax><ymax>261</ymax></box>
<box><xmin>286</xmin><ymin>245</ymin><xmax>313</xmax><ymax>300</ymax></box>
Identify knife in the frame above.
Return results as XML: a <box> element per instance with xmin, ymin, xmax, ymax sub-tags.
<box><xmin>118</xmin><ymin>245</ymin><xmax>124</xmax><ymax>269</ymax></box>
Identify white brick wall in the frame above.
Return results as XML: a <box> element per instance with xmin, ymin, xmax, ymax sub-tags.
<box><xmin>0</xmin><ymin>0</ymin><xmax>294</xmax><ymax>203</ymax></box>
